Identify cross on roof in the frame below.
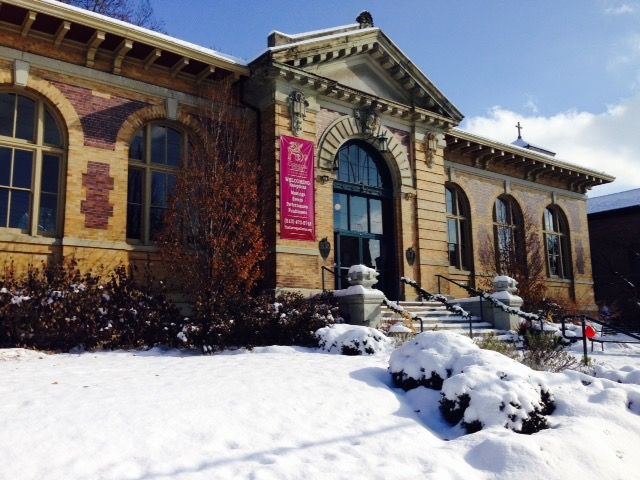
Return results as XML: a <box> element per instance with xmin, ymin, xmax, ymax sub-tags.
<box><xmin>515</xmin><ymin>122</ymin><xmax>523</xmax><ymax>139</ymax></box>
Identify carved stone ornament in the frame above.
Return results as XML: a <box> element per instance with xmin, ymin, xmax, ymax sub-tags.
<box><xmin>425</xmin><ymin>131</ymin><xmax>437</xmax><ymax>168</ymax></box>
<box><xmin>288</xmin><ymin>90</ymin><xmax>309</xmax><ymax>137</ymax></box>
<box><xmin>356</xmin><ymin>11</ymin><xmax>374</xmax><ymax>28</ymax></box>
<box><xmin>354</xmin><ymin>103</ymin><xmax>380</xmax><ymax>136</ymax></box>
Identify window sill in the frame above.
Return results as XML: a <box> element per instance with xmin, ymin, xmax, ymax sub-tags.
<box><xmin>0</xmin><ymin>230</ymin><xmax>59</xmax><ymax>245</ymax></box>
<box><xmin>448</xmin><ymin>267</ymin><xmax>472</xmax><ymax>276</ymax></box>
<box><xmin>546</xmin><ymin>277</ymin><xmax>573</xmax><ymax>283</ymax></box>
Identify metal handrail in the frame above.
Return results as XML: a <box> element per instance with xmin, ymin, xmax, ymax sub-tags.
<box><xmin>382</xmin><ymin>298</ymin><xmax>423</xmax><ymax>333</ymax></box>
<box><xmin>400</xmin><ymin>277</ymin><xmax>474</xmax><ymax>337</ymax></box>
<box><xmin>321</xmin><ymin>266</ymin><xmax>335</xmax><ymax>292</ymax></box>
<box><xmin>560</xmin><ymin>314</ymin><xmax>640</xmax><ymax>364</ymax></box>
<box><xmin>434</xmin><ymin>274</ymin><xmax>484</xmax><ymax>327</ymax></box>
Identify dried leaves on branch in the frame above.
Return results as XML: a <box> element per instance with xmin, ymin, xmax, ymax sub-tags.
<box><xmin>158</xmin><ymin>81</ymin><xmax>266</xmax><ymax>301</ymax></box>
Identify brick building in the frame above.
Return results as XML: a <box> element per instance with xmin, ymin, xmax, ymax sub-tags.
<box><xmin>588</xmin><ymin>189</ymin><xmax>640</xmax><ymax>319</ymax></box>
<box><xmin>0</xmin><ymin>1</ymin><xmax>613</xmax><ymax>306</ymax></box>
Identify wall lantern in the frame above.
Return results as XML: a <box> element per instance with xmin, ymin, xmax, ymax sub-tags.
<box><xmin>318</xmin><ymin>174</ymin><xmax>331</xmax><ymax>184</ymax></box>
<box><xmin>319</xmin><ymin>237</ymin><xmax>331</xmax><ymax>260</ymax></box>
<box><xmin>376</xmin><ymin>131</ymin><xmax>389</xmax><ymax>153</ymax></box>
<box><xmin>405</xmin><ymin>246</ymin><xmax>416</xmax><ymax>266</ymax></box>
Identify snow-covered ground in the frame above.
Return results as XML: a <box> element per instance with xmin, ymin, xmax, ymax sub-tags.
<box><xmin>2</xmin><ymin>336</ymin><xmax>640</xmax><ymax>480</ymax></box>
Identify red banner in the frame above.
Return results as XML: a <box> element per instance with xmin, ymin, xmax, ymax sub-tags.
<box><xmin>280</xmin><ymin>135</ymin><xmax>315</xmax><ymax>241</ymax></box>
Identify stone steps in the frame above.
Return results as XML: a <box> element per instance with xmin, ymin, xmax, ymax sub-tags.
<box><xmin>381</xmin><ymin>301</ymin><xmax>505</xmax><ymax>338</ymax></box>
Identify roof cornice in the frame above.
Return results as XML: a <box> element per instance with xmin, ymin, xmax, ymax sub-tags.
<box><xmin>5</xmin><ymin>0</ymin><xmax>249</xmax><ymax>76</ymax></box>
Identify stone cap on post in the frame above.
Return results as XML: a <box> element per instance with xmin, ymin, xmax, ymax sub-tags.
<box><xmin>347</xmin><ymin>264</ymin><xmax>379</xmax><ymax>289</ymax></box>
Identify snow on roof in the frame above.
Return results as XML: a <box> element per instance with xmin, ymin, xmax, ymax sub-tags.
<box><xmin>588</xmin><ymin>188</ymin><xmax>640</xmax><ymax>214</ymax></box>
<box><xmin>42</xmin><ymin>0</ymin><xmax>247</xmax><ymax>66</ymax></box>
<box><xmin>269</xmin><ymin>23</ymin><xmax>360</xmax><ymax>40</ymax></box>
<box><xmin>268</xmin><ymin>27</ymin><xmax>379</xmax><ymax>53</ymax></box>
<box><xmin>511</xmin><ymin>137</ymin><xmax>556</xmax><ymax>157</ymax></box>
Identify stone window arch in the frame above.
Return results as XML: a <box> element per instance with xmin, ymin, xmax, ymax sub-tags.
<box><xmin>543</xmin><ymin>205</ymin><xmax>571</xmax><ymax>279</ymax></box>
<box><xmin>0</xmin><ymin>90</ymin><xmax>66</xmax><ymax>236</ymax></box>
<box><xmin>127</xmin><ymin>122</ymin><xmax>191</xmax><ymax>244</ymax></box>
<box><xmin>445</xmin><ymin>183</ymin><xmax>472</xmax><ymax>271</ymax></box>
<box><xmin>493</xmin><ymin>194</ymin><xmax>525</xmax><ymax>274</ymax></box>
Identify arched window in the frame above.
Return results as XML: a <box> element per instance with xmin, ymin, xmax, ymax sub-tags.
<box><xmin>0</xmin><ymin>91</ymin><xmax>65</xmax><ymax>236</ymax></box>
<box><xmin>127</xmin><ymin>123</ymin><xmax>188</xmax><ymax>243</ymax></box>
<box><xmin>445</xmin><ymin>184</ymin><xmax>472</xmax><ymax>271</ymax></box>
<box><xmin>493</xmin><ymin>195</ymin><xmax>524</xmax><ymax>274</ymax></box>
<box><xmin>543</xmin><ymin>206</ymin><xmax>571</xmax><ymax>278</ymax></box>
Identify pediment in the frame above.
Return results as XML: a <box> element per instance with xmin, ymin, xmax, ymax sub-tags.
<box><xmin>306</xmin><ymin>56</ymin><xmax>410</xmax><ymax>104</ymax></box>
<box><xmin>267</xmin><ymin>27</ymin><xmax>463</xmax><ymax>123</ymax></box>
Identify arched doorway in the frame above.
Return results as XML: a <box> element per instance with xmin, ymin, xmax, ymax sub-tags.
<box><xmin>333</xmin><ymin>140</ymin><xmax>397</xmax><ymax>298</ymax></box>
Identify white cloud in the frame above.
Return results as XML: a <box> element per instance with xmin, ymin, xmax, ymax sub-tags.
<box><xmin>605</xmin><ymin>3</ymin><xmax>635</xmax><ymax>14</ymax></box>
<box><xmin>462</xmin><ymin>96</ymin><xmax>640</xmax><ymax>196</ymax></box>
<box><xmin>523</xmin><ymin>95</ymin><xmax>539</xmax><ymax>114</ymax></box>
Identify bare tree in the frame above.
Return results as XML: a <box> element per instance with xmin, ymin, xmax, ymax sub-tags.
<box><xmin>478</xmin><ymin>208</ymin><xmax>547</xmax><ymax>311</ymax></box>
<box><xmin>58</xmin><ymin>0</ymin><xmax>165</xmax><ymax>32</ymax></box>
<box><xmin>158</xmin><ymin>80</ymin><xmax>267</xmax><ymax>302</ymax></box>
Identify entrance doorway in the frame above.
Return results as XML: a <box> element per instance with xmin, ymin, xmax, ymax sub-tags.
<box><xmin>333</xmin><ymin>141</ymin><xmax>397</xmax><ymax>299</ymax></box>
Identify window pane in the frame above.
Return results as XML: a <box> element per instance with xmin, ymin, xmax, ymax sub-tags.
<box><xmin>12</xmin><ymin>150</ymin><xmax>33</xmax><ymax>189</ymax></box>
<box><xmin>130</xmin><ymin>129</ymin><xmax>145</xmax><ymax>161</ymax></box>
<box><xmin>369</xmin><ymin>199</ymin><xmax>383</xmax><ymax>234</ymax></box>
<box><xmin>127</xmin><ymin>169</ymin><xmax>143</xmax><ymax>204</ymax></box>
<box><xmin>0</xmin><ymin>189</ymin><xmax>7</xmax><ymax>227</ymax></box>
<box><xmin>449</xmin><ymin>243</ymin><xmax>459</xmax><ymax>268</ymax></box>
<box><xmin>0</xmin><ymin>93</ymin><xmax>14</xmax><ymax>137</ymax></box>
<box><xmin>15</xmin><ymin>96</ymin><xmax>35</xmax><ymax>142</ymax></box>
<box><xmin>151</xmin><ymin>125</ymin><xmax>166</xmax><ymax>164</ymax></box>
<box><xmin>446</xmin><ymin>188</ymin><xmax>454</xmax><ymax>214</ymax></box>
<box><xmin>544</xmin><ymin>209</ymin><xmax>554</xmax><ymax>232</ymax></box>
<box><xmin>149</xmin><ymin>207</ymin><xmax>165</xmax><ymax>240</ymax></box>
<box><xmin>0</xmin><ymin>147</ymin><xmax>10</xmax><ymax>186</ymax></box>
<box><xmin>166</xmin><ymin>174</ymin><xmax>177</xmax><ymax>199</ymax></box>
<box><xmin>349</xmin><ymin>196</ymin><xmax>367</xmax><ymax>232</ymax></box>
<box><xmin>41</xmin><ymin>155</ymin><xmax>59</xmax><ymax>194</ymax></box>
<box><xmin>9</xmin><ymin>190</ymin><xmax>30</xmax><ymax>229</ymax></box>
<box><xmin>448</xmin><ymin>218</ymin><xmax>458</xmax><ymax>245</ymax></box>
<box><xmin>38</xmin><ymin>192</ymin><xmax>57</xmax><ymax>234</ymax></box>
<box><xmin>44</xmin><ymin>109</ymin><xmax>62</xmax><ymax>146</ymax></box>
<box><xmin>151</xmin><ymin>172</ymin><xmax>166</xmax><ymax>207</ymax></box>
<box><xmin>364</xmin><ymin>238</ymin><xmax>382</xmax><ymax>271</ymax></box>
<box><xmin>333</xmin><ymin>193</ymin><xmax>348</xmax><ymax>230</ymax></box>
<box><xmin>166</xmin><ymin>128</ymin><xmax>182</xmax><ymax>167</ymax></box>
<box><xmin>547</xmin><ymin>234</ymin><xmax>559</xmax><ymax>256</ymax></box>
<box><xmin>127</xmin><ymin>204</ymin><xmax>142</xmax><ymax>240</ymax></box>
<box><xmin>495</xmin><ymin>198</ymin><xmax>507</xmax><ymax>224</ymax></box>
<box><xmin>459</xmin><ymin>219</ymin><xmax>469</xmax><ymax>270</ymax></box>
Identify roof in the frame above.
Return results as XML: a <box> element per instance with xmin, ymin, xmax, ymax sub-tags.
<box><xmin>511</xmin><ymin>137</ymin><xmax>556</xmax><ymax>157</ymax></box>
<box><xmin>2</xmin><ymin>0</ymin><xmax>248</xmax><ymax>79</ymax></box>
<box><xmin>588</xmin><ymin>188</ymin><xmax>640</xmax><ymax>215</ymax></box>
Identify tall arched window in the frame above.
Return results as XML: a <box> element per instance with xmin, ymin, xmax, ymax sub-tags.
<box><xmin>127</xmin><ymin>123</ymin><xmax>188</xmax><ymax>244</ymax></box>
<box><xmin>493</xmin><ymin>195</ymin><xmax>524</xmax><ymax>274</ymax></box>
<box><xmin>445</xmin><ymin>184</ymin><xmax>472</xmax><ymax>271</ymax></box>
<box><xmin>0</xmin><ymin>91</ymin><xmax>65</xmax><ymax>236</ymax></box>
<box><xmin>543</xmin><ymin>206</ymin><xmax>571</xmax><ymax>278</ymax></box>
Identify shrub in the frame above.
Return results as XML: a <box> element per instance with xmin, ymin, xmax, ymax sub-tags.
<box><xmin>0</xmin><ymin>260</ymin><xmax>181</xmax><ymax>352</ymax></box>
<box><xmin>521</xmin><ymin>332</ymin><xmax>578</xmax><ymax>372</ymax></box>
<box><xmin>389</xmin><ymin>332</ymin><xmax>556</xmax><ymax>435</ymax></box>
<box><xmin>316</xmin><ymin>324</ymin><xmax>392</xmax><ymax>355</ymax></box>
<box><xmin>477</xmin><ymin>332</ymin><xmax>519</xmax><ymax>360</ymax></box>
<box><xmin>177</xmin><ymin>291</ymin><xmax>339</xmax><ymax>352</ymax></box>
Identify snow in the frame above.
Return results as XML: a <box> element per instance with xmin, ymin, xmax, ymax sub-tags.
<box><xmin>587</xmin><ymin>187</ymin><xmax>640</xmax><ymax>214</ymax></box>
<box><xmin>268</xmin><ymin>27</ymin><xmax>379</xmax><ymax>52</ymax></box>
<box><xmin>1</xmin><ymin>334</ymin><xmax>640</xmax><ymax>479</ymax></box>
<box><xmin>332</xmin><ymin>284</ymin><xmax>384</xmax><ymax>297</ymax></box>
<box><xmin>42</xmin><ymin>0</ymin><xmax>247</xmax><ymax>66</ymax></box>
<box><xmin>316</xmin><ymin>324</ymin><xmax>393</xmax><ymax>355</ymax></box>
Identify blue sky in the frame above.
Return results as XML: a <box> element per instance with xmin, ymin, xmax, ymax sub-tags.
<box><xmin>153</xmin><ymin>0</ymin><xmax>640</xmax><ymax>195</ymax></box>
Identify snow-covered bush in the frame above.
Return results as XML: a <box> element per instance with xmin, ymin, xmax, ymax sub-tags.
<box><xmin>316</xmin><ymin>324</ymin><xmax>392</xmax><ymax>355</ymax></box>
<box><xmin>389</xmin><ymin>332</ymin><xmax>555</xmax><ymax>434</ymax></box>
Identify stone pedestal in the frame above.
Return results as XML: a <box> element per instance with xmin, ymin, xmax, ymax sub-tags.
<box><xmin>489</xmin><ymin>276</ymin><xmax>524</xmax><ymax>331</ymax></box>
<box><xmin>334</xmin><ymin>265</ymin><xmax>385</xmax><ymax>329</ymax></box>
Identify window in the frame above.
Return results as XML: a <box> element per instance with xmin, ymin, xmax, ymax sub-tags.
<box><xmin>543</xmin><ymin>206</ymin><xmax>571</xmax><ymax>278</ymax></box>
<box><xmin>0</xmin><ymin>92</ymin><xmax>64</xmax><ymax>236</ymax></box>
<box><xmin>127</xmin><ymin>124</ymin><xmax>186</xmax><ymax>243</ymax></box>
<box><xmin>493</xmin><ymin>195</ymin><xmax>524</xmax><ymax>274</ymax></box>
<box><xmin>445</xmin><ymin>184</ymin><xmax>472</xmax><ymax>270</ymax></box>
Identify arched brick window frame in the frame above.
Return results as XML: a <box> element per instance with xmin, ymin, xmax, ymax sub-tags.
<box><xmin>445</xmin><ymin>183</ymin><xmax>473</xmax><ymax>271</ymax></box>
<box><xmin>543</xmin><ymin>205</ymin><xmax>572</xmax><ymax>279</ymax></box>
<box><xmin>493</xmin><ymin>194</ymin><xmax>525</xmax><ymax>274</ymax></box>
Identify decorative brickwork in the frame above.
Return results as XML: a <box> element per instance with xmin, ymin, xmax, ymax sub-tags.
<box><xmin>53</xmin><ymin>82</ymin><xmax>147</xmax><ymax>150</ymax></box>
<box><xmin>316</xmin><ymin>107</ymin><xmax>343</xmax><ymax>141</ymax></box>
<box><xmin>81</xmin><ymin>162</ymin><xmax>114</xmax><ymax>229</ymax></box>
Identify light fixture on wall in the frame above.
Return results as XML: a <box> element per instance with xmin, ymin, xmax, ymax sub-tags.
<box><xmin>319</xmin><ymin>237</ymin><xmax>331</xmax><ymax>260</ymax></box>
<box><xmin>405</xmin><ymin>246</ymin><xmax>416</xmax><ymax>266</ymax></box>
<box><xmin>317</xmin><ymin>174</ymin><xmax>331</xmax><ymax>184</ymax></box>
